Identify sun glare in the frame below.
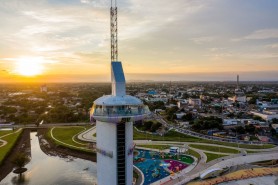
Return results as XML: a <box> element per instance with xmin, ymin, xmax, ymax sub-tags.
<box><xmin>15</xmin><ymin>57</ymin><xmax>44</xmax><ymax>76</ymax></box>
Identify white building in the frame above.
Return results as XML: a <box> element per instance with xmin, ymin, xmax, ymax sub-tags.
<box><xmin>251</xmin><ymin>110</ymin><xmax>278</xmax><ymax>121</ymax></box>
<box><xmin>188</xmin><ymin>98</ymin><xmax>201</xmax><ymax>107</ymax></box>
<box><xmin>40</xmin><ymin>85</ymin><xmax>47</xmax><ymax>92</ymax></box>
<box><xmin>90</xmin><ymin>62</ymin><xmax>150</xmax><ymax>185</ymax></box>
<box><xmin>177</xmin><ymin>99</ymin><xmax>188</xmax><ymax>109</ymax></box>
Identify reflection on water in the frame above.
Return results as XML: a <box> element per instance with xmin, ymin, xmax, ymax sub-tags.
<box><xmin>0</xmin><ymin>132</ymin><xmax>97</xmax><ymax>185</ymax></box>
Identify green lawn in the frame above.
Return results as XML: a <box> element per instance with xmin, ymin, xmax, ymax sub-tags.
<box><xmin>187</xmin><ymin>148</ymin><xmax>201</xmax><ymax>160</ymax></box>
<box><xmin>137</xmin><ymin>144</ymin><xmax>171</xmax><ymax>150</ymax></box>
<box><xmin>134</xmin><ymin>127</ymin><xmax>275</xmax><ymax>149</ymax></box>
<box><xmin>134</xmin><ymin>129</ymin><xmax>203</xmax><ymax>142</ymax></box>
<box><xmin>47</xmin><ymin>127</ymin><xmax>93</xmax><ymax>153</ymax></box>
<box><xmin>246</xmin><ymin>150</ymin><xmax>260</xmax><ymax>154</ymax></box>
<box><xmin>0</xmin><ymin>129</ymin><xmax>23</xmax><ymax>165</ymax></box>
<box><xmin>205</xmin><ymin>152</ymin><xmax>227</xmax><ymax>162</ymax></box>
<box><xmin>0</xmin><ymin>130</ymin><xmax>14</xmax><ymax>137</ymax></box>
<box><xmin>189</xmin><ymin>144</ymin><xmax>240</xmax><ymax>154</ymax></box>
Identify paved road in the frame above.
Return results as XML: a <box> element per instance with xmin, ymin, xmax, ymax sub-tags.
<box><xmin>168</xmin><ymin>152</ymin><xmax>278</xmax><ymax>185</ymax></box>
<box><xmin>77</xmin><ymin>126</ymin><xmax>97</xmax><ymax>142</ymax></box>
<box><xmin>0</xmin><ymin>123</ymin><xmax>90</xmax><ymax>129</ymax></box>
<box><xmin>155</xmin><ymin>114</ymin><xmax>274</xmax><ymax>145</ymax></box>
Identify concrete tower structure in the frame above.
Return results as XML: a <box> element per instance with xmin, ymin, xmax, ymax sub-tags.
<box><xmin>90</xmin><ymin>1</ymin><xmax>150</xmax><ymax>185</ymax></box>
<box><xmin>237</xmin><ymin>75</ymin><xmax>239</xmax><ymax>90</ymax></box>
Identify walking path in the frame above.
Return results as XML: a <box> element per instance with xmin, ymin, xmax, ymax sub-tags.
<box><xmin>163</xmin><ymin>152</ymin><xmax>278</xmax><ymax>185</ymax></box>
<box><xmin>188</xmin><ymin>167</ymin><xmax>278</xmax><ymax>185</ymax></box>
<box><xmin>77</xmin><ymin>126</ymin><xmax>96</xmax><ymax>142</ymax></box>
<box><xmin>78</xmin><ymin>126</ymin><xmax>278</xmax><ymax>152</ymax></box>
<box><xmin>76</xmin><ymin>127</ymin><xmax>278</xmax><ymax>185</ymax></box>
<box><xmin>50</xmin><ymin>127</ymin><xmax>91</xmax><ymax>151</ymax></box>
<box><xmin>0</xmin><ymin>128</ymin><xmax>22</xmax><ymax>148</ymax></box>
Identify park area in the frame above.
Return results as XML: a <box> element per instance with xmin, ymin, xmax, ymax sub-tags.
<box><xmin>134</xmin><ymin>149</ymin><xmax>194</xmax><ymax>185</ymax></box>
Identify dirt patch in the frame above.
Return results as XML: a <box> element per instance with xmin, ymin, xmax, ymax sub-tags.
<box><xmin>0</xmin><ymin>129</ymin><xmax>31</xmax><ymax>181</ymax></box>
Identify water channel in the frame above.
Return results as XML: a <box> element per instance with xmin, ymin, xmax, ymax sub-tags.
<box><xmin>0</xmin><ymin>132</ymin><xmax>97</xmax><ymax>185</ymax></box>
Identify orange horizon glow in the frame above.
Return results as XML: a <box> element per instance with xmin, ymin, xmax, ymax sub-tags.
<box><xmin>14</xmin><ymin>57</ymin><xmax>44</xmax><ymax>77</ymax></box>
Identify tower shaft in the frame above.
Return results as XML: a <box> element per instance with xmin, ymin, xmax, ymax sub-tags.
<box><xmin>237</xmin><ymin>75</ymin><xmax>239</xmax><ymax>89</ymax></box>
<box><xmin>111</xmin><ymin>0</ymin><xmax>118</xmax><ymax>62</ymax></box>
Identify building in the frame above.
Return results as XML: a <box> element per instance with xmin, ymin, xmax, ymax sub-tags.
<box><xmin>177</xmin><ymin>100</ymin><xmax>188</xmax><ymax>109</ymax></box>
<box><xmin>251</xmin><ymin>110</ymin><xmax>278</xmax><ymax>121</ymax></box>
<box><xmin>232</xmin><ymin>75</ymin><xmax>247</xmax><ymax>103</ymax></box>
<box><xmin>272</xmin><ymin>124</ymin><xmax>278</xmax><ymax>133</ymax></box>
<box><xmin>188</xmin><ymin>98</ymin><xmax>201</xmax><ymax>107</ymax></box>
<box><xmin>40</xmin><ymin>85</ymin><xmax>47</xmax><ymax>92</ymax></box>
<box><xmin>91</xmin><ymin>62</ymin><xmax>149</xmax><ymax>185</ymax></box>
<box><xmin>90</xmin><ymin>2</ymin><xmax>150</xmax><ymax>185</ymax></box>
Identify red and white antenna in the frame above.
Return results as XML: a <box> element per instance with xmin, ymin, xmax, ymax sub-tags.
<box><xmin>110</xmin><ymin>0</ymin><xmax>118</xmax><ymax>62</ymax></box>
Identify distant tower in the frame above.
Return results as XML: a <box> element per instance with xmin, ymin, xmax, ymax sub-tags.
<box><xmin>40</xmin><ymin>84</ymin><xmax>47</xmax><ymax>93</ymax></box>
<box><xmin>90</xmin><ymin>1</ymin><xmax>150</xmax><ymax>185</ymax></box>
<box><xmin>237</xmin><ymin>75</ymin><xmax>239</xmax><ymax>89</ymax></box>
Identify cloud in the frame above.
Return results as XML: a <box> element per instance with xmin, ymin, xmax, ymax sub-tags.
<box><xmin>191</xmin><ymin>36</ymin><xmax>214</xmax><ymax>44</ymax></box>
<box><xmin>80</xmin><ymin>0</ymin><xmax>93</xmax><ymax>3</ymax></box>
<box><xmin>232</xmin><ymin>29</ymin><xmax>278</xmax><ymax>41</ymax></box>
<box><xmin>244</xmin><ymin>29</ymin><xmax>278</xmax><ymax>40</ymax></box>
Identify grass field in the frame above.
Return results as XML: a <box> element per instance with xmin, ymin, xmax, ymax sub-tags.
<box><xmin>137</xmin><ymin>144</ymin><xmax>171</xmax><ymax>150</ymax></box>
<box><xmin>0</xmin><ymin>130</ymin><xmax>14</xmax><ymax>137</ymax></box>
<box><xmin>205</xmin><ymin>152</ymin><xmax>227</xmax><ymax>162</ymax></box>
<box><xmin>47</xmin><ymin>126</ymin><xmax>93</xmax><ymax>153</ymax></box>
<box><xmin>189</xmin><ymin>144</ymin><xmax>240</xmax><ymax>154</ymax></box>
<box><xmin>188</xmin><ymin>148</ymin><xmax>201</xmax><ymax>160</ymax></box>
<box><xmin>0</xmin><ymin>129</ymin><xmax>23</xmax><ymax>165</ymax></box>
<box><xmin>134</xmin><ymin>128</ymin><xmax>203</xmax><ymax>142</ymax></box>
<box><xmin>246</xmin><ymin>150</ymin><xmax>260</xmax><ymax>154</ymax></box>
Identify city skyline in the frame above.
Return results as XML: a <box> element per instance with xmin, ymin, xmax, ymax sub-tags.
<box><xmin>1</xmin><ymin>0</ymin><xmax>278</xmax><ymax>82</ymax></box>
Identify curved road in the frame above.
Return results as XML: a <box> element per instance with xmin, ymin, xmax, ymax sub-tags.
<box><xmin>77</xmin><ymin>127</ymin><xmax>278</xmax><ymax>185</ymax></box>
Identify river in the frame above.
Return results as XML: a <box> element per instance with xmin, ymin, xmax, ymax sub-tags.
<box><xmin>0</xmin><ymin>132</ymin><xmax>97</xmax><ymax>185</ymax></box>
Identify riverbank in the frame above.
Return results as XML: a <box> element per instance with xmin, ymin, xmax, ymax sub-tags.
<box><xmin>0</xmin><ymin>128</ymin><xmax>96</xmax><ymax>182</ymax></box>
<box><xmin>0</xmin><ymin>129</ymin><xmax>30</xmax><ymax>181</ymax></box>
<box><xmin>38</xmin><ymin>128</ymin><xmax>96</xmax><ymax>162</ymax></box>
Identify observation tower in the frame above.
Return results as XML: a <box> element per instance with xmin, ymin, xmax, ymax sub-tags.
<box><xmin>90</xmin><ymin>1</ymin><xmax>150</xmax><ymax>184</ymax></box>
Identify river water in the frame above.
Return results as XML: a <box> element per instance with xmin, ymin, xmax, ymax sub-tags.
<box><xmin>0</xmin><ymin>132</ymin><xmax>97</xmax><ymax>185</ymax></box>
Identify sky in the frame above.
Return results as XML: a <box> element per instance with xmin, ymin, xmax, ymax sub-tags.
<box><xmin>0</xmin><ymin>0</ymin><xmax>278</xmax><ymax>82</ymax></box>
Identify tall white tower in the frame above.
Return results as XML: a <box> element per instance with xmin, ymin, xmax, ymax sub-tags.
<box><xmin>90</xmin><ymin>1</ymin><xmax>150</xmax><ymax>185</ymax></box>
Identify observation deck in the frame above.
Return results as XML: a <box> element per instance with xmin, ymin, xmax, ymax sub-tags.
<box><xmin>90</xmin><ymin>95</ymin><xmax>150</xmax><ymax>123</ymax></box>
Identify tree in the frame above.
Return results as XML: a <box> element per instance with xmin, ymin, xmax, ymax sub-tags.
<box><xmin>191</xmin><ymin>116</ymin><xmax>223</xmax><ymax>130</ymax></box>
<box><xmin>181</xmin><ymin>112</ymin><xmax>193</xmax><ymax>121</ymax></box>
<box><xmin>253</xmin><ymin>115</ymin><xmax>264</xmax><ymax>121</ymax></box>
<box><xmin>12</xmin><ymin>153</ymin><xmax>30</xmax><ymax>174</ymax></box>
<box><xmin>235</xmin><ymin>126</ymin><xmax>245</xmax><ymax>134</ymax></box>
<box><xmin>272</xmin><ymin>118</ymin><xmax>278</xmax><ymax>124</ymax></box>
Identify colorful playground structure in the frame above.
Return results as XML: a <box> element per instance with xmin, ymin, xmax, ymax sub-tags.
<box><xmin>134</xmin><ymin>149</ymin><xmax>194</xmax><ymax>185</ymax></box>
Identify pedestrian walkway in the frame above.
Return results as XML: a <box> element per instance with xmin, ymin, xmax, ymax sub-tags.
<box><xmin>188</xmin><ymin>167</ymin><xmax>278</xmax><ymax>185</ymax></box>
<box><xmin>77</xmin><ymin>126</ymin><xmax>96</xmax><ymax>142</ymax></box>
<box><xmin>0</xmin><ymin>128</ymin><xmax>22</xmax><ymax>148</ymax></box>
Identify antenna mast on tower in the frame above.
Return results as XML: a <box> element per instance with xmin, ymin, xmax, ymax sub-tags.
<box><xmin>111</xmin><ymin>0</ymin><xmax>118</xmax><ymax>62</ymax></box>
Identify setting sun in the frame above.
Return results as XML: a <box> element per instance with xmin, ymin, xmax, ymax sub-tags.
<box><xmin>15</xmin><ymin>57</ymin><xmax>44</xmax><ymax>76</ymax></box>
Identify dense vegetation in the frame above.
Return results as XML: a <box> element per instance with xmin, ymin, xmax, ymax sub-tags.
<box><xmin>191</xmin><ymin>116</ymin><xmax>223</xmax><ymax>130</ymax></box>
